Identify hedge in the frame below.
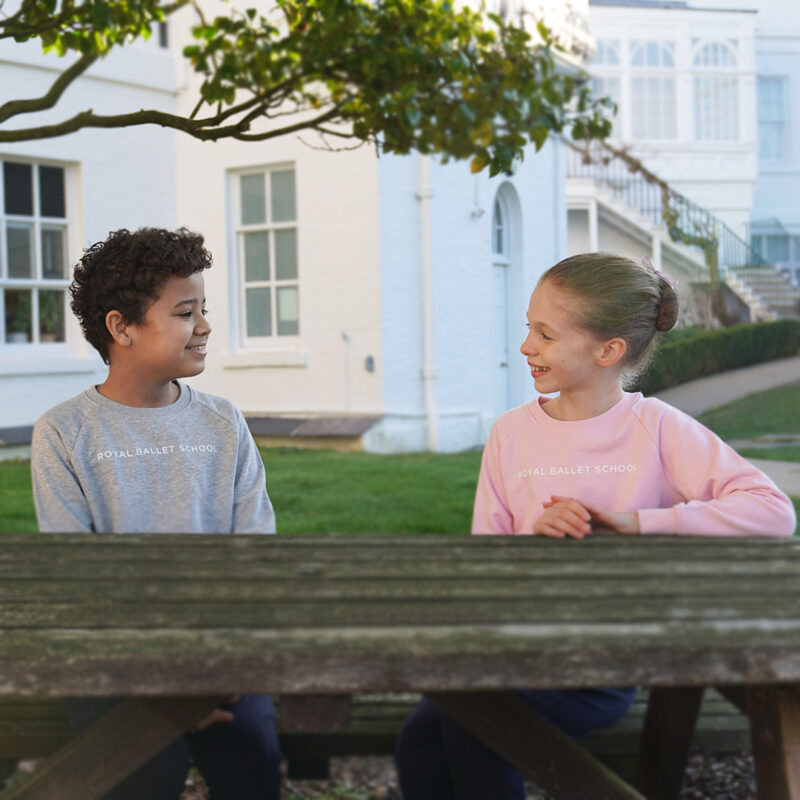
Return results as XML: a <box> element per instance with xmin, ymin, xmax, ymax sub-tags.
<box><xmin>634</xmin><ymin>319</ymin><xmax>800</xmax><ymax>395</ymax></box>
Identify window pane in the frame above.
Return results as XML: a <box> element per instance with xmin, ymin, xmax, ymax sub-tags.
<box><xmin>766</xmin><ymin>235</ymin><xmax>789</xmax><ymax>263</ymax></box>
<box><xmin>4</xmin><ymin>162</ymin><xmax>33</xmax><ymax>216</ymax></box>
<box><xmin>39</xmin><ymin>166</ymin><xmax>65</xmax><ymax>218</ymax></box>
<box><xmin>277</xmin><ymin>286</ymin><xmax>299</xmax><ymax>335</ymax></box>
<box><xmin>244</xmin><ymin>232</ymin><xmax>270</xmax><ymax>282</ymax></box>
<box><xmin>271</xmin><ymin>170</ymin><xmax>296</xmax><ymax>222</ymax></box>
<box><xmin>41</xmin><ymin>226</ymin><xmax>67</xmax><ymax>279</ymax></box>
<box><xmin>246</xmin><ymin>287</ymin><xmax>271</xmax><ymax>337</ymax></box>
<box><xmin>275</xmin><ymin>229</ymin><xmax>297</xmax><ymax>280</ymax></box>
<box><xmin>39</xmin><ymin>289</ymin><xmax>65</xmax><ymax>341</ymax></box>
<box><xmin>5</xmin><ymin>289</ymin><xmax>32</xmax><ymax>343</ymax></box>
<box><xmin>7</xmin><ymin>222</ymin><xmax>33</xmax><ymax>278</ymax></box>
<box><xmin>240</xmin><ymin>174</ymin><xmax>266</xmax><ymax>225</ymax></box>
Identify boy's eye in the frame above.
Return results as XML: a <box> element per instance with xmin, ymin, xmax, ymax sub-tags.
<box><xmin>541</xmin><ymin>332</ymin><xmax>552</xmax><ymax>341</ymax></box>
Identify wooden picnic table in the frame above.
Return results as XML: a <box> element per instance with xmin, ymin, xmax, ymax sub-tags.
<box><xmin>1</xmin><ymin>532</ymin><xmax>799</xmax><ymax>800</ymax></box>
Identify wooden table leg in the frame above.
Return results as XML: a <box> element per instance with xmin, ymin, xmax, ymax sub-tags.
<box><xmin>746</xmin><ymin>685</ymin><xmax>800</xmax><ymax>800</ymax></box>
<box><xmin>631</xmin><ymin>686</ymin><xmax>704</xmax><ymax>800</ymax></box>
<box><xmin>427</xmin><ymin>691</ymin><xmax>645</xmax><ymax>800</ymax></box>
<box><xmin>0</xmin><ymin>696</ymin><xmax>222</xmax><ymax>800</ymax></box>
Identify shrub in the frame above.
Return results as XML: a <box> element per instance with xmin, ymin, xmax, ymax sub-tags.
<box><xmin>635</xmin><ymin>319</ymin><xmax>800</xmax><ymax>395</ymax></box>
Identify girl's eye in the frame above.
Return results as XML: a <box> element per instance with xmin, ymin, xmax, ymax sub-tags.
<box><xmin>201</xmin><ymin>308</ymin><xmax>208</xmax><ymax>317</ymax></box>
<box><xmin>541</xmin><ymin>332</ymin><xmax>552</xmax><ymax>341</ymax></box>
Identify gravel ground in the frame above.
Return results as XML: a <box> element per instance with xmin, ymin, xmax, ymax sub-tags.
<box><xmin>174</xmin><ymin>752</ymin><xmax>758</xmax><ymax>799</ymax></box>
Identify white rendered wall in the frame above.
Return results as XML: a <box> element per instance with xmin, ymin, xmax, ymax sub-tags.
<box><xmin>0</xmin><ymin>37</ymin><xmax>180</xmax><ymax>427</ymax></box>
<box><xmin>168</xmin><ymin>3</ymin><xmax>384</xmax><ymax>418</ymax></box>
<box><xmin>750</xmin><ymin>2</ymin><xmax>800</xmax><ymax>236</ymax></box>
<box><xmin>367</xmin><ymin>137</ymin><xmax>565</xmax><ymax>453</ymax></box>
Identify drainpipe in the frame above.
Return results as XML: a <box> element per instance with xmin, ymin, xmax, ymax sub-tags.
<box><xmin>417</xmin><ymin>155</ymin><xmax>438</xmax><ymax>451</ymax></box>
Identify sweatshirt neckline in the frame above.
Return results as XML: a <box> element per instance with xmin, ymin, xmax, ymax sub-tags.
<box><xmin>525</xmin><ymin>391</ymin><xmax>640</xmax><ymax>431</ymax></box>
<box><xmin>84</xmin><ymin>381</ymin><xmax>192</xmax><ymax>417</ymax></box>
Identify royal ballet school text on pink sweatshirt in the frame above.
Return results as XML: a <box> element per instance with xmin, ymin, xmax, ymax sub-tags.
<box><xmin>472</xmin><ymin>392</ymin><xmax>796</xmax><ymax>536</ymax></box>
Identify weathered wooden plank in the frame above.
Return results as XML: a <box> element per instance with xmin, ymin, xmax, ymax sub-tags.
<box><xmin>427</xmin><ymin>691</ymin><xmax>646</xmax><ymax>800</ymax></box>
<box><xmin>0</xmin><ymin>696</ymin><xmax>221</xmax><ymax>800</ymax></box>
<box><xmin>747</xmin><ymin>685</ymin><xmax>800</xmax><ymax>800</ymax></box>
<box><xmin>2</xmin><ymin>594</ymin><xmax>799</xmax><ymax>630</ymax></box>
<box><xmin>2</xmin><ymin>573</ymin><xmax>798</xmax><ymax>604</ymax></box>
<box><xmin>2</xmin><ymin>631</ymin><xmax>800</xmax><ymax>696</ymax></box>
<box><xmin>3</xmin><ymin>554</ymin><xmax>799</xmax><ymax>582</ymax></box>
<box><xmin>1</xmin><ymin>534</ymin><xmax>798</xmax><ymax>568</ymax></box>
<box><xmin>631</xmin><ymin>686</ymin><xmax>704</xmax><ymax>800</ymax></box>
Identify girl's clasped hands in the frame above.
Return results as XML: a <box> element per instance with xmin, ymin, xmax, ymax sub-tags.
<box><xmin>536</xmin><ymin>494</ymin><xmax>639</xmax><ymax>537</ymax></box>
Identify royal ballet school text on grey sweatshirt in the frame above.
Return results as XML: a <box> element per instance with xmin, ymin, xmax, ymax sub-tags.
<box><xmin>31</xmin><ymin>383</ymin><xmax>275</xmax><ymax>533</ymax></box>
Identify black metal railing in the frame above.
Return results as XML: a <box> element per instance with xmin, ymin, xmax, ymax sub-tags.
<box><xmin>565</xmin><ymin>142</ymin><xmax>766</xmax><ymax>277</ymax></box>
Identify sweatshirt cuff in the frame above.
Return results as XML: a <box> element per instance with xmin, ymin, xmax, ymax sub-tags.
<box><xmin>638</xmin><ymin>506</ymin><xmax>681</xmax><ymax>535</ymax></box>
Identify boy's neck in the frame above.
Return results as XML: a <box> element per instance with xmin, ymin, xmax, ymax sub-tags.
<box><xmin>97</xmin><ymin>371</ymin><xmax>181</xmax><ymax>408</ymax></box>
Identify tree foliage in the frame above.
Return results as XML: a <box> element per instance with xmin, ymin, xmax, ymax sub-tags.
<box><xmin>0</xmin><ymin>0</ymin><xmax>614</xmax><ymax>174</ymax></box>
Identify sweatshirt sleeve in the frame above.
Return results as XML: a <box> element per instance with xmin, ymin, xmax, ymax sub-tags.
<box><xmin>472</xmin><ymin>423</ymin><xmax>514</xmax><ymax>534</ymax></box>
<box><xmin>31</xmin><ymin>416</ymin><xmax>94</xmax><ymax>533</ymax></box>
<box><xmin>230</xmin><ymin>409</ymin><xmax>276</xmax><ymax>534</ymax></box>
<box><xmin>637</xmin><ymin>406</ymin><xmax>796</xmax><ymax>537</ymax></box>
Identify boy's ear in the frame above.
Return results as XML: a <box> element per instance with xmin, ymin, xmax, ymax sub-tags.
<box><xmin>597</xmin><ymin>337</ymin><xmax>627</xmax><ymax>368</ymax></box>
<box><xmin>105</xmin><ymin>310</ymin><xmax>133</xmax><ymax>348</ymax></box>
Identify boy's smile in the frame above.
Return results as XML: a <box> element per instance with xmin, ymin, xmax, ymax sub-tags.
<box><xmin>127</xmin><ymin>271</ymin><xmax>211</xmax><ymax>383</ymax></box>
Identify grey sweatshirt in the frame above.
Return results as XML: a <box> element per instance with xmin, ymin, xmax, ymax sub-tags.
<box><xmin>31</xmin><ymin>383</ymin><xmax>275</xmax><ymax>533</ymax></box>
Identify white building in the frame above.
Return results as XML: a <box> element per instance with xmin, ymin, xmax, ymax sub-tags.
<box><xmin>566</xmin><ymin>0</ymin><xmax>800</xmax><ymax>321</ymax></box>
<box><xmin>0</xmin><ymin>2</ymin><xmax>589</xmax><ymax>453</ymax></box>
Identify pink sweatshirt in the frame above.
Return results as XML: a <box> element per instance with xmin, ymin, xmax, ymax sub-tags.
<box><xmin>472</xmin><ymin>392</ymin><xmax>796</xmax><ymax>536</ymax></box>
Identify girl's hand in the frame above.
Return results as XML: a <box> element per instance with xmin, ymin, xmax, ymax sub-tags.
<box><xmin>581</xmin><ymin>501</ymin><xmax>641</xmax><ymax>535</ymax></box>
<box><xmin>534</xmin><ymin>495</ymin><xmax>592</xmax><ymax>538</ymax></box>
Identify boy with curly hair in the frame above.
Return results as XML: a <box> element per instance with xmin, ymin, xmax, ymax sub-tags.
<box><xmin>31</xmin><ymin>227</ymin><xmax>282</xmax><ymax>799</ymax></box>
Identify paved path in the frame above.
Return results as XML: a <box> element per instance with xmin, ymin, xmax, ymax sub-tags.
<box><xmin>655</xmin><ymin>355</ymin><xmax>800</xmax><ymax>499</ymax></box>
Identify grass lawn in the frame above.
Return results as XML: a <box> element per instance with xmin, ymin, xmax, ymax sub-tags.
<box><xmin>696</xmin><ymin>379</ymin><xmax>800</xmax><ymax>441</ymax></box>
<box><xmin>0</xmin><ymin>448</ymin><xmax>483</xmax><ymax>534</ymax></box>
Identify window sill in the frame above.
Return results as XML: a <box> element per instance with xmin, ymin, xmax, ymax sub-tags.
<box><xmin>221</xmin><ymin>350</ymin><xmax>309</xmax><ymax>369</ymax></box>
<box><xmin>0</xmin><ymin>354</ymin><xmax>102</xmax><ymax>377</ymax></box>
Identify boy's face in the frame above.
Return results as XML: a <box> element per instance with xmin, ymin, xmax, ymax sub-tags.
<box><xmin>125</xmin><ymin>272</ymin><xmax>211</xmax><ymax>382</ymax></box>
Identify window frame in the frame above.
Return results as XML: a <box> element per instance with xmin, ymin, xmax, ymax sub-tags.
<box><xmin>757</xmin><ymin>75</ymin><xmax>789</xmax><ymax>163</ymax></box>
<box><xmin>628</xmin><ymin>40</ymin><xmax>678</xmax><ymax>141</ymax></box>
<box><xmin>0</xmin><ymin>158</ymin><xmax>72</xmax><ymax>351</ymax></box>
<box><xmin>231</xmin><ymin>164</ymin><xmax>300</xmax><ymax>348</ymax></box>
<box><xmin>692</xmin><ymin>40</ymin><xmax>741</xmax><ymax>143</ymax></box>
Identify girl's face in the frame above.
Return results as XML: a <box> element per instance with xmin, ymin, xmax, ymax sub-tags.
<box><xmin>520</xmin><ymin>279</ymin><xmax>609</xmax><ymax>396</ymax></box>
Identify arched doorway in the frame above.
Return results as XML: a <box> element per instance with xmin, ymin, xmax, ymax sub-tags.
<box><xmin>491</xmin><ymin>183</ymin><xmax>522</xmax><ymax>415</ymax></box>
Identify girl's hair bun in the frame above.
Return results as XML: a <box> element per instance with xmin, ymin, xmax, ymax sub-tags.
<box><xmin>656</xmin><ymin>283</ymin><xmax>679</xmax><ymax>332</ymax></box>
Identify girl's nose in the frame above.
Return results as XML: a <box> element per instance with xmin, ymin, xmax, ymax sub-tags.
<box><xmin>520</xmin><ymin>332</ymin><xmax>535</xmax><ymax>356</ymax></box>
<box><xmin>197</xmin><ymin>315</ymin><xmax>212</xmax><ymax>335</ymax></box>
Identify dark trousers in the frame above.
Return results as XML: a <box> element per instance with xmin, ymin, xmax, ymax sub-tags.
<box><xmin>396</xmin><ymin>687</ymin><xmax>636</xmax><ymax>800</ymax></box>
<box><xmin>64</xmin><ymin>694</ymin><xmax>282</xmax><ymax>800</ymax></box>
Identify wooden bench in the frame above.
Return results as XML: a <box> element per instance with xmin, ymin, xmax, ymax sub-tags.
<box><xmin>0</xmin><ymin>689</ymin><xmax>752</xmax><ymax>786</ymax></box>
<box><xmin>1</xmin><ymin>533</ymin><xmax>799</xmax><ymax>800</ymax></box>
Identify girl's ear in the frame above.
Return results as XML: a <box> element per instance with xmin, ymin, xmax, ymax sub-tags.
<box><xmin>597</xmin><ymin>337</ymin><xmax>627</xmax><ymax>368</ymax></box>
<box><xmin>105</xmin><ymin>310</ymin><xmax>133</xmax><ymax>348</ymax></box>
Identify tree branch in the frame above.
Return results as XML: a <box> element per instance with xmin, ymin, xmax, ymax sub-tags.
<box><xmin>0</xmin><ymin>53</ymin><xmax>97</xmax><ymax>124</ymax></box>
<box><xmin>0</xmin><ymin>103</ymin><xmax>347</xmax><ymax>143</ymax></box>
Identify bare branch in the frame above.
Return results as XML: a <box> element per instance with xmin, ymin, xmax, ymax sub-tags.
<box><xmin>0</xmin><ymin>103</ymin><xmax>347</xmax><ymax>144</ymax></box>
<box><xmin>232</xmin><ymin>104</ymin><xmax>345</xmax><ymax>142</ymax></box>
<box><xmin>0</xmin><ymin>53</ymin><xmax>97</xmax><ymax>124</ymax></box>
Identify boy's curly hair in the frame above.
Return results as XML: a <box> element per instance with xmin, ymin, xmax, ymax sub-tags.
<box><xmin>70</xmin><ymin>227</ymin><xmax>212</xmax><ymax>364</ymax></box>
